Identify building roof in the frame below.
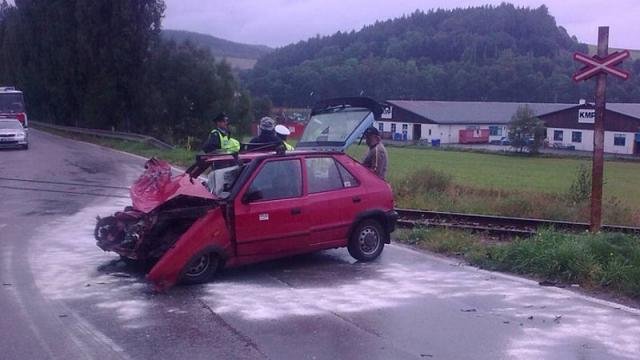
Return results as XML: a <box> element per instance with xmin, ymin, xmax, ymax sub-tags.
<box><xmin>387</xmin><ymin>100</ymin><xmax>640</xmax><ymax>125</ymax></box>
<box><xmin>386</xmin><ymin>100</ymin><xmax>577</xmax><ymax>124</ymax></box>
<box><xmin>607</xmin><ymin>103</ymin><xmax>640</xmax><ymax>119</ymax></box>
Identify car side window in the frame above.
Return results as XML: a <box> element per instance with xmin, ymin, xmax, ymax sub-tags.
<box><xmin>306</xmin><ymin>157</ymin><xmax>346</xmax><ymax>193</ymax></box>
<box><xmin>336</xmin><ymin>161</ymin><xmax>359</xmax><ymax>188</ymax></box>
<box><xmin>248</xmin><ymin>159</ymin><xmax>302</xmax><ymax>201</ymax></box>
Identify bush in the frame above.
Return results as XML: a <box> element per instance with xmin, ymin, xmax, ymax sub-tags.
<box><xmin>567</xmin><ymin>164</ymin><xmax>592</xmax><ymax>204</ymax></box>
<box><xmin>395</xmin><ymin>167</ymin><xmax>452</xmax><ymax>198</ymax></box>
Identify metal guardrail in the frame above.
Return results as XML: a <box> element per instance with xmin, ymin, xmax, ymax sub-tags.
<box><xmin>30</xmin><ymin>121</ymin><xmax>175</xmax><ymax>150</ymax></box>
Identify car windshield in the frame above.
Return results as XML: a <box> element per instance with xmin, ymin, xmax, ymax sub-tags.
<box><xmin>0</xmin><ymin>93</ymin><xmax>25</xmax><ymax>112</ymax></box>
<box><xmin>0</xmin><ymin>120</ymin><xmax>23</xmax><ymax>129</ymax></box>
<box><xmin>299</xmin><ymin>108</ymin><xmax>371</xmax><ymax>144</ymax></box>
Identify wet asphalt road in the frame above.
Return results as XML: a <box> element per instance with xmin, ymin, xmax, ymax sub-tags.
<box><xmin>1</xmin><ymin>129</ymin><xmax>640</xmax><ymax>360</ymax></box>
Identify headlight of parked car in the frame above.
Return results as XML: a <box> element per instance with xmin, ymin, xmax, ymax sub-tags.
<box><xmin>15</xmin><ymin>132</ymin><xmax>25</xmax><ymax>139</ymax></box>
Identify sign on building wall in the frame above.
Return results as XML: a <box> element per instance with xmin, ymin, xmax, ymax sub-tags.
<box><xmin>381</xmin><ymin>105</ymin><xmax>392</xmax><ymax>119</ymax></box>
<box><xmin>578</xmin><ymin>109</ymin><xmax>596</xmax><ymax>124</ymax></box>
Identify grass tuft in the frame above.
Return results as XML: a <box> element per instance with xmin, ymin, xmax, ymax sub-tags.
<box><xmin>398</xmin><ymin>228</ymin><xmax>640</xmax><ymax>299</ymax></box>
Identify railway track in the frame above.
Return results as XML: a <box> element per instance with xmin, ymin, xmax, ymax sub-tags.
<box><xmin>3</xmin><ymin>176</ymin><xmax>640</xmax><ymax>237</ymax></box>
<box><xmin>395</xmin><ymin>208</ymin><xmax>640</xmax><ymax>236</ymax></box>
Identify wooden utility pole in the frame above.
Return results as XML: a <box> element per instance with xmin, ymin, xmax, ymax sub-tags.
<box><xmin>590</xmin><ymin>26</ymin><xmax>608</xmax><ymax>232</ymax></box>
<box><xmin>573</xmin><ymin>27</ymin><xmax>630</xmax><ymax>232</ymax></box>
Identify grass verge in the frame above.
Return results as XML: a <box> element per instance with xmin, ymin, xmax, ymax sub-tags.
<box><xmin>396</xmin><ymin>227</ymin><xmax>640</xmax><ymax>300</ymax></box>
<box><xmin>36</xmin><ymin>127</ymin><xmax>197</xmax><ymax>167</ymax></box>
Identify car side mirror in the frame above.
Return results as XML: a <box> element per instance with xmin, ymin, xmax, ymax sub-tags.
<box><xmin>242</xmin><ymin>190</ymin><xmax>263</xmax><ymax>203</ymax></box>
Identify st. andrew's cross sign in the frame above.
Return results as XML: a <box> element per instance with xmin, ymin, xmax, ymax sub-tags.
<box><xmin>572</xmin><ymin>50</ymin><xmax>631</xmax><ymax>82</ymax></box>
<box><xmin>572</xmin><ymin>26</ymin><xmax>630</xmax><ymax>232</ymax></box>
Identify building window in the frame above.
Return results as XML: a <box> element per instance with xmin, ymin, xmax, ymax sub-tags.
<box><xmin>378</xmin><ymin>122</ymin><xmax>384</xmax><ymax>132</ymax></box>
<box><xmin>402</xmin><ymin>124</ymin><xmax>408</xmax><ymax>130</ymax></box>
<box><xmin>428</xmin><ymin>129</ymin><xmax>432</xmax><ymax>136</ymax></box>
<box><xmin>391</xmin><ymin>123</ymin><xmax>396</xmax><ymax>133</ymax></box>
<box><xmin>553</xmin><ymin>130</ymin><xmax>563</xmax><ymax>141</ymax></box>
<box><xmin>614</xmin><ymin>134</ymin><xmax>626</xmax><ymax>146</ymax></box>
<box><xmin>571</xmin><ymin>131</ymin><xmax>582</xmax><ymax>143</ymax></box>
<box><xmin>489</xmin><ymin>126</ymin><xmax>502</xmax><ymax>136</ymax></box>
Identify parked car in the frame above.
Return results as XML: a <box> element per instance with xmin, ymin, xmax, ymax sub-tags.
<box><xmin>94</xmin><ymin>98</ymin><xmax>397</xmax><ymax>290</ymax></box>
<box><xmin>0</xmin><ymin>86</ymin><xmax>28</xmax><ymax>128</ymax></box>
<box><xmin>0</xmin><ymin>119</ymin><xmax>28</xmax><ymax>149</ymax></box>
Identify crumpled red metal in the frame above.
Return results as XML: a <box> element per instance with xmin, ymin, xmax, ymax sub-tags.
<box><xmin>130</xmin><ymin>158</ymin><xmax>215</xmax><ymax>213</ymax></box>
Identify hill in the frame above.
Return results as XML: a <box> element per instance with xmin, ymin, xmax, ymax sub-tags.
<box><xmin>587</xmin><ymin>44</ymin><xmax>640</xmax><ymax>59</ymax></box>
<box><xmin>162</xmin><ymin>29</ymin><xmax>272</xmax><ymax>69</ymax></box>
<box><xmin>244</xmin><ymin>4</ymin><xmax>640</xmax><ymax>106</ymax></box>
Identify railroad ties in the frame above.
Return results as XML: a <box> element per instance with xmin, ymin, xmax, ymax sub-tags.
<box><xmin>395</xmin><ymin>208</ymin><xmax>640</xmax><ymax>237</ymax></box>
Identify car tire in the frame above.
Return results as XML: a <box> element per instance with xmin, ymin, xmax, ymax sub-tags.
<box><xmin>348</xmin><ymin>219</ymin><xmax>385</xmax><ymax>261</ymax></box>
<box><xmin>22</xmin><ymin>144</ymin><xmax>28</xmax><ymax>150</ymax></box>
<box><xmin>181</xmin><ymin>252</ymin><xmax>219</xmax><ymax>285</ymax></box>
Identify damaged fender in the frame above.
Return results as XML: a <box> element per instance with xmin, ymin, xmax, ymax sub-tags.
<box><xmin>146</xmin><ymin>207</ymin><xmax>232</xmax><ymax>291</ymax></box>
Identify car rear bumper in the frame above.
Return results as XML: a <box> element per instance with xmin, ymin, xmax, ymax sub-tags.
<box><xmin>0</xmin><ymin>139</ymin><xmax>27</xmax><ymax>148</ymax></box>
<box><xmin>384</xmin><ymin>210</ymin><xmax>398</xmax><ymax>235</ymax></box>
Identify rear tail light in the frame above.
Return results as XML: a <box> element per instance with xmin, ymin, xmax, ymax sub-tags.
<box><xmin>15</xmin><ymin>113</ymin><xmax>26</xmax><ymax>125</ymax></box>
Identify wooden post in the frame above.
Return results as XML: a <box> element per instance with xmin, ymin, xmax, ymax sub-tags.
<box><xmin>590</xmin><ymin>26</ymin><xmax>608</xmax><ymax>232</ymax></box>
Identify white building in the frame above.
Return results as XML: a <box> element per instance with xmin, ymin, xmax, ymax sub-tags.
<box><xmin>375</xmin><ymin>100</ymin><xmax>640</xmax><ymax>155</ymax></box>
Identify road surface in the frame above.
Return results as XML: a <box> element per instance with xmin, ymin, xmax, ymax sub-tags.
<box><xmin>1</xmin><ymin>129</ymin><xmax>639</xmax><ymax>359</ymax></box>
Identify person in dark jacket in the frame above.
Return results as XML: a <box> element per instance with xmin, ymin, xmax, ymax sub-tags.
<box><xmin>361</xmin><ymin>126</ymin><xmax>388</xmax><ymax>180</ymax></box>
<box><xmin>202</xmin><ymin>112</ymin><xmax>240</xmax><ymax>153</ymax></box>
<box><xmin>248</xmin><ymin>117</ymin><xmax>282</xmax><ymax>150</ymax></box>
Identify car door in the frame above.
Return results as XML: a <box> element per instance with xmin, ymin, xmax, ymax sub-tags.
<box><xmin>304</xmin><ymin>155</ymin><xmax>364</xmax><ymax>248</ymax></box>
<box><xmin>234</xmin><ymin>158</ymin><xmax>310</xmax><ymax>258</ymax></box>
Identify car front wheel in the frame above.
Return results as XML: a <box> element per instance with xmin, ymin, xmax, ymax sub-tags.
<box><xmin>181</xmin><ymin>252</ymin><xmax>219</xmax><ymax>285</ymax></box>
<box><xmin>348</xmin><ymin>219</ymin><xmax>385</xmax><ymax>261</ymax></box>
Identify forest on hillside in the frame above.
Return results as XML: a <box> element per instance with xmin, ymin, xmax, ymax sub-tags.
<box><xmin>244</xmin><ymin>4</ymin><xmax>640</xmax><ymax>107</ymax></box>
<box><xmin>162</xmin><ymin>30</ymin><xmax>272</xmax><ymax>60</ymax></box>
<box><xmin>0</xmin><ymin>1</ymin><xmax>255</xmax><ymax>144</ymax></box>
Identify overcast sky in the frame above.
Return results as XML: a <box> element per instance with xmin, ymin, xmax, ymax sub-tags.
<box><xmin>163</xmin><ymin>0</ymin><xmax>640</xmax><ymax>49</ymax></box>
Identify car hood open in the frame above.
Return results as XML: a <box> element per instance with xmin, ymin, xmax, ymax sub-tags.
<box><xmin>131</xmin><ymin>158</ymin><xmax>215</xmax><ymax>213</ymax></box>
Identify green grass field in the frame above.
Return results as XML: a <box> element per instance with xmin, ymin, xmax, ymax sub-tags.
<box><xmin>350</xmin><ymin>145</ymin><xmax>640</xmax><ymax>208</ymax></box>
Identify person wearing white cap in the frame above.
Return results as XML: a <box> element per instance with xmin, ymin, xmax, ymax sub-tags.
<box><xmin>275</xmin><ymin>124</ymin><xmax>294</xmax><ymax>151</ymax></box>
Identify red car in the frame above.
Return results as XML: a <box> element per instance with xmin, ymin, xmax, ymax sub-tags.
<box><xmin>95</xmin><ymin>97</ymin><xmax>397</xmax><ymax>290</ymax></box>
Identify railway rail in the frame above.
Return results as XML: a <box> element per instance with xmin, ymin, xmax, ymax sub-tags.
<box><xmin>395</xmin><ymin>208</ymin><xmax>640</xmax><ymax>236</ymax></box>
<box><xmin>3</xmin><ymin>176</ymin><xmax>640</xmax><ymax>237</ymax></box>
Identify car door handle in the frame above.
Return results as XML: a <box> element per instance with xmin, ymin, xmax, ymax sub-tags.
<box><xmin>291</xmin><ymin>207</ymin><xmax>302</xmax><ymax>215</ymax></box>
<box><xmin>352</xmin><ymin>196</ymin><xmax>361</xmax><ymax>203</ymax></box>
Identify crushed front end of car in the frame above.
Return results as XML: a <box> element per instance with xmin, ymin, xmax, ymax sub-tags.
<box><xmin>94</xmin><ymin>158</ymin><xmax>222</xmax><ymax>290</ymax></box>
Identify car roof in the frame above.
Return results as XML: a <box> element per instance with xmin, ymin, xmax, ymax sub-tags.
<box><xmin>0</xmin><ymin>119</ymin><xmax>22</xmax><ymax>124</ymax></box>
<box><xmin>198</xmin><ymin>149</ymin><xmax>344</xmax><ymax>162</ymax></box>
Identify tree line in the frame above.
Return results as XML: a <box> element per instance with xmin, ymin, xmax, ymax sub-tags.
<box><xmin>0</xmin><ymin>0</ymin><xmax>257</xmax><ymax>145</ymax></box>
<box><xmin>244</xmin><ymin>4</ymin><xmax>640</xmax><ymax>107</ymax></box>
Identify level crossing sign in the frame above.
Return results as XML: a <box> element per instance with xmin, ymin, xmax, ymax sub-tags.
<box><xmin>572</xmin><ymin>50</ymin><xmax>630</xmax><ymax>82</ymax></box>
<box><xmin>572</xmin><ymin>27</ymin><xmax>630</xmax><ymax>232</ymax></box>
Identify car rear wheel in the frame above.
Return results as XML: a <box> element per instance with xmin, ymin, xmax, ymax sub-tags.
<box><xmin>348</xmin><ymin>219</ymin><xmax>385</xmax><ymax>261</ymax></box>
<box><xmin>181</xmin><ymin>252</ymin><xmax>219</xmax><ymax>285</ymax></box>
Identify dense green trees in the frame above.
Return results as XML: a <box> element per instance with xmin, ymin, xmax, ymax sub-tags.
<box><xmin>0</xmin><ymin>0</ymin><xmax>250</xmax><ymax>144</ymax></box>
<box><xmin>244</xmin><ymin>4</ymin><xmax>639</xmax><ymax>107</ymax></box>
